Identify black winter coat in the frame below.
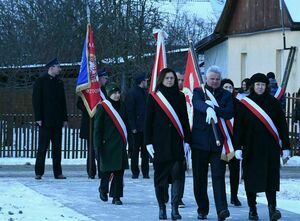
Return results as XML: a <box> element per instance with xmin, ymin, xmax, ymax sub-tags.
<box><xmin>94</xmin><ymin>100</ymin><xmax>129</xmax><ymax>172</ymax></box>
<box><xmin>32</xmin><ymin>73</ymin><xmax>68</xmax><ymax>127</ymax></box>
<box><xmin>77</xmin><ymin>97</ymin><xmax>92</xmax><ymax>140</ymax></box>
<box><xmin>234</xmin><ymin>92</ymin><xmax>290</xmax><ymax>192</ymax></box>
<box><xmin>144</xmin><ymin>85</ymin><xmax>191</xmax><ymax>163</ymax></box>
<box><xmin>192</xmin><ymin>85</ymin><xmax>234</xmax><ymax>151</ymax></box>
<box><xmin>125</xmin><ymin>86</ymin><xmax>147</xmax><ymax>132</ymax></box>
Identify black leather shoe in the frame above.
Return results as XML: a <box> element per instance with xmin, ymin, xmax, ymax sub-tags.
<box><xmin>197</xmin><ymin>212</ymin><xmax>207</xmax><ymax>220</ymax></box>
<box><xmin>88</xmin><ymin>175</ymin><xmax>95</xmax><ymax>179</ymax></box>
<box><xmin>35</xmin><ymin>175</ymin><xmax>42</xmax><ymax>180</ymax></box>
<box><xmin>55</xmin><ymin>174</ymin><xmax>66</xmax><ymax>179</ymax></box>
<box><xmin>132</xmin><ymin>175</ymin><xmax>139</xmax><ymax>179</ymax></box>
<box><xmin>218</xmin><ymin>209</ymin><xmax>230</xmax><ymax>221</ymax></box>
<box><xmin>143</xmin><ymin>175</ymin><xmax>150</xmax><ymax>179</ymax></box>
<box><xmin>249</xmin><ymin>211</ymin><xmax>259</xmax><ymax>220</ymax></box>
<box><xmin>99</xmin><ymin>191</ymin><xmax>108</xmax><ymax>202</ymax></box>
<box><xmin>112</xmin><ymin>197</ymin><xmax>123</xmax><ymax>205</ymax></box>
<box><xmin>231</xmin><ymin>198</ymin><xmax>242</xmax><ymax>206</ymax></box>
<box><xmin>269</xmin><ymin>205</ymin><xmax>281</xmax><ymax>221</ymax></box>
<box><xmin>171</xmin><ymin>204</ymin><xmax>181</xmax><ymax>220</ymax></box>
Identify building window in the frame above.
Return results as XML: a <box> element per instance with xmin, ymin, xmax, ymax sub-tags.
<box><xmin>276</xmin><ymin>49</ymin><xmax>284</xmax><ymax>82</ymax></box>
<box><xmin>241</xmin><ymin>53</ymin><xmax>247</xmax><ymax>82</ymax></box>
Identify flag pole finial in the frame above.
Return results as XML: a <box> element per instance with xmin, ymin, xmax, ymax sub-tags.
<box><xmin>86</xmin><ymin>2</ymin><xmax>91</xmax><ymax>24</ymax></box>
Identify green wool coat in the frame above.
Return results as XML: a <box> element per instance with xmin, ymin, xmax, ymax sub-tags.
<box><xmin>93</xmin><ymin>102</ymin><xmax>129</xmax><ymax>172</ymax></box>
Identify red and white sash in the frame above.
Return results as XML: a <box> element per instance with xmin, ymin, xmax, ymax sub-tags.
<box><xmin>240</xmin><ymin>97</ymin><xmax>282</xmax><ymax>148</ymax></box>
<box><xmin>101</xmin><ymin>100</ymin><xmax>127</xmax><ymax>144</ymax></box>
<box><xmin>151</xmin><ymin>91</ymin><xmax>184</xmax><ymax>139</ymax></box>
<box><xmin>205</xmin><ymin>89</ymin><xmax>235</xmax><ymax>161</ymax></box>
<box><xmin>274</xmin><ymin>86</ymin><xmax>285</xmax><ymax>100</ymax></box>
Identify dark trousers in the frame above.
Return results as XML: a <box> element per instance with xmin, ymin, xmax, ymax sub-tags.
<box><xmin>179</xmin><ymin>172</ymin><xmax>185</xmax><ymax>200</ymax></box>
<box><xmin>192</xmin><ymin>149</ymin><xmax>227</xmax><ymax>214</ymax></box>
<box><xmin>100</xmin><ymin>170</ymin><xmax>124</xmax><ymax>198</ymax></box>
<box><xmin>86</xmin><ymin>139</ymin><xmax>101</xmax><ymax>178</ymax></box>
<box><xmin>228</xmin><ymin>157</ymin><xmax>240</xmax><ymax>200</ymax></box>
<box><xmin>35</xmin><ymin>126</ymin><xmax>62</xmax><ymax>178</ymax></box>
<box><xmin>131</xmin><ymin>132</ymin><xmax>149</xmax><ymax>177</ymax></box>
<box><xmin>246</xmin><ymin>191</ymin><xmax>277</xmax><ymax>208</ymax></box>
<box><xmin>154</xmin><ymin>161</ymin><xmax>184</xmax><ymax>206</ymax></box>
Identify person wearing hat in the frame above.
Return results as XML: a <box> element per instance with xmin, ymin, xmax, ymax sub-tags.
<box><xmin>220</xmin><ymin>79</ymin><xmax>242</xmax><ymax>207</ymax></box>
<box><xmin>32</xmin><ymin>58</ymin><xmax>68</xmax><ymax>180</ymax></box>
<box><xmin>125</xmin><ymin>73</ymin><xmax>149</xmax><ymax>179</ymax></box>
<box><xmin>98</xmin><ymin>68</ymin><xmax>109</xmax><ymax>97</ymax></box>
<box><xmin>266</xmin><ymin>72</ymin><xmax>286</xmax><ymax>111</ymax></box>
<box><xmin>94</xmin><ymin>82</ymin><xmax>129</xmax><ymax>205</ymax></box>
<box><xmin>233</xmin><ymin>73</ymin><xmax>290</xmax><ymax>221</ymax></box>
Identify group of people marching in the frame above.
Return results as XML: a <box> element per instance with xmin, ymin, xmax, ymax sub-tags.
<box><xmin>91</xmin><ymin>65</ymin><xmax>290</xmax><ymax>221</ymax></box>
<box><xmin>33</xmin><ymin>58</ymin><xmax>292</xmax><ymax>221</ymax></box>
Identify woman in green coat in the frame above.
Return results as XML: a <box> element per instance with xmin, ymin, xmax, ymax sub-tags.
<box><xmin>94</xmin><ymin>82</ymin><xmax>129</xmax><ymax>205</ymax></box>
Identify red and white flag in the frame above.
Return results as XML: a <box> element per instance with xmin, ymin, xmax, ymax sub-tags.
<box><xmin>182</xmin><ymin>48</ymin><xmax>201</xmax><ymax>129</ymax></box>
<box><xmin>149</xmin><ymin>29</ymin><xmax>184</xmax><ymax>139</ymax></box>
<box><xmin>149</xmin><ymin>29</ymin><xmax>168</xmax><ymax>93</ymax></box>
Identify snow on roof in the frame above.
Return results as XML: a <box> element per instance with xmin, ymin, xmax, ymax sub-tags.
<box><xmin>284</xmin><ymin>0</ymin><xmax>300</xmax><ymax>22</ymax></box>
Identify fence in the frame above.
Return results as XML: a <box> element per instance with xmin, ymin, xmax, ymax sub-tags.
<box><xmin>0</xmin><ymin>93</ymin><xmax>299</xmax><ymax>158</ymax></box>
<box><xmin>0</xmin><ymin>114</ymin><xmax>88</xmax><ymax>159</ymax></box>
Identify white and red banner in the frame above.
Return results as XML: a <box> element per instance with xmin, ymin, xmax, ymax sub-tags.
<box><xmin>182</xmin><ymin>48</ymin><xmax>201</xmax><ymax>129</ymax></box>
<box><xmin>205</xmin><ymin>90</ymin><xmax>235</xmax><ymax>161</ymax></box>
<box><xmin>149</xmin><ymin>29</ymin><xmax>184</xmax><ymax>139</ymax></box>
<box><xmin>101</xmin><ymin>100</ymin><xmax>128</xmax><ymax>144</ymax></box>
<box><xmin>274</xmin><ymin>86</ymin><xmax>285</xmax><ymax>100</ymax></box>
<box><xmin>240</xmin><ymin>97</ymin><xmax>282</xmax><ymax>148</ymax></box>
<box><xmin>76</xmin><ymin>23</ymin><xmax>102</xmax><ymax>118</ymax></box>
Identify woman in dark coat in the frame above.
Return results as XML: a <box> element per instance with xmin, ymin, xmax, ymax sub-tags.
<box><xmin>233</xmin><ymin>73</ymin><xmax>290</xmax><ymax>221</ymax></box>
<box><xmin>144</xmin><ymin>68</ymin><xmax>191</xmax><ymax>220</ymax></box>
<box><xmin>94</xmin><ymin>82</ymin><xmax>129</xmax><ymax>205</ymax></box>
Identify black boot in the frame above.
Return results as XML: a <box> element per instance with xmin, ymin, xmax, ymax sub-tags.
<box><xmin>269</xmin><ymin>205</ymin><xmax>281</xmax><ymax>221</ymax></box>
<box><xmin>248</xmin><ymin>206</ymin><xmax>259</xmax><ymax>220</ymax></box>
<box><xmin>171</xmin><ymin>204</ymin><xmax>182</xmax><ymax>220</ymax></box>
<box><xmin>218</xmin><ymin>209</ymin><xmax>230</xmax><ymax>221</ymax></box>
<box><xmin>156</xmin><ymin>186</ymin><xmax>167</xmax><ymax>219</ymax></box>
<box><xmin>159</xmin><ymin>204</ymin><xmax>167</xmax><ymax>220</ymax></box>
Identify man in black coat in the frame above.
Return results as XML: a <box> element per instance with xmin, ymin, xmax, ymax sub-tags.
<box><xmin>192</xmin><ymin>66</ymin><xmax>233</xmax><ymax>221</ymax></box>
<box><xmin>32</xmin><ymin>58</ymin><xmax>68</xmax><ymax>180</ymax></box>
<box><xmin>125</xmin><ymin>73</ymin><xmax>149</xmax><ymax>179</ymax></box>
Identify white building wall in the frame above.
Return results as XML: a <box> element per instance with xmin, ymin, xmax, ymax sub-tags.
<box><xmin>225</xmin><ymin>30</ymin><xmax>299</xmax><ymax>92</ymax></box>
<box><xmin>204</xmin><ymin>40</ymin><xmax>229</xmax><ymax>78</ymax></box>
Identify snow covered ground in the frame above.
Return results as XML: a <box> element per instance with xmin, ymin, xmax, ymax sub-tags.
<box><xmin>0</xmin><ymin>157</ymin><xmax>300</xmax><ymax>221</ymax></box>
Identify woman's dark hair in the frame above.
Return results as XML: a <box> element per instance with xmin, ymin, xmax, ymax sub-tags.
<box><xmin>241</xmin><ymin>78</ymin><xmax>250</xmax><ymax>91</ymax></box>
<box><xmin>155</xmin><ymin>68</ymin><xmax>178</xmax><ymax>92</ymax></box>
